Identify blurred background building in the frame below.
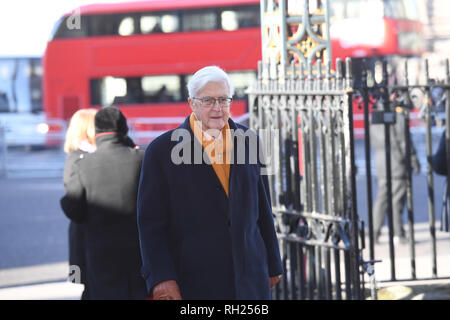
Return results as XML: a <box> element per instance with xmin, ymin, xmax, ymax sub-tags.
<box><xmin>423</xmin><ymin>0</ymin><xmax>450</xmax><ymax>55</ymax></box>
<box><xmin>417</xmin><ymin>0</ymin><xmax>450</xmax><ymax>79</ymax></box>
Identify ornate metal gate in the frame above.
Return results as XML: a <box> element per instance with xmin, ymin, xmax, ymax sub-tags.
<box><xmin>248</xmin><ymin>0</ymin><xmax>366</xmax><ymax>300</ymax></box>
<box><xmin>248</xmin><ymin>58</ymin><xmax>365</xmax><ymax>300</ymax></box>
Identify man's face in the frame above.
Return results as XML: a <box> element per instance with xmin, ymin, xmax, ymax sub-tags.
<box><xmin>189</xmin><ymin>81</ymin><xmax>231</xmax><ymax>133</ymax></box>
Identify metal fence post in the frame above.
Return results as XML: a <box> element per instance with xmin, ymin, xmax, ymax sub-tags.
<box><xmin>380</xmin><ymin>59</ymin><xmax>397</xmax><ymax>281</ymax></box>
<box><xmin>402</xmin><ymin>60</ymin><xmax>417</xmax><ymax>280</ymax></box>
<box><xmin>360</xmin><ymin>61</ymin><xmax>376</xmax><ymax>263</ymax></box>
<box><xmin>424</xmin><ymin>59</ymin><xmax>438</xmax><ymax>278</ymax></box>
<box><xmin>344</xmin><ymin>57</ymin><xmax>362</xmax><ymax>299</ymax></box>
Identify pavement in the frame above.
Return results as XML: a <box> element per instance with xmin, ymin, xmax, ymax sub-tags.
<box><xmin>362</xmin><ymin>222</ymin><xmax>450</xmax><ymax>300</ymax></box>
<box><xmin>0</xmin><ymin>262</ymin><xmax>83</xmax><ymax>300</ymax></box>
<box><xmin>0</xmin><ymin>222</ymin><xmax>449</xmax><ymax>300</ymax></box>
<box><xmin>0</xmin><ymin>281</ymin><xmax>84</xmax><ymax>300</ymax></box>
<box><xmin>375</xmin><ymin>280</ymin><xmax>450</xmax><ymax>300</ymax></box>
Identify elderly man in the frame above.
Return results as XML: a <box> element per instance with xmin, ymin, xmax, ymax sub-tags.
<box><xmin>137</xmin><ymin>65</ymin><xmax>283</xmax><ymax>300</ymax></box>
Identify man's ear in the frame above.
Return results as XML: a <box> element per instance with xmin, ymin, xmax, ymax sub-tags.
<box><xmin>189</xmin><ymin>99</ymin><xmax>200</xmax><ymax>115</ymax></box>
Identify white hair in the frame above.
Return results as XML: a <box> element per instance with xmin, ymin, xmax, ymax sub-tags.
<box><xmin>187</xmin><ymin>65</ymin><xmax>235</xmax><ymax>98</ymax></box>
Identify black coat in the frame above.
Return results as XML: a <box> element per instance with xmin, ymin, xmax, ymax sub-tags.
<box><xmin>137</xmin><ymin>117</ymin><xmax>283</xmax><ymax>300</ymax></box>
<box><xmin>60</xmin><ymin>133</ymin><xmax>147</xmax><ymax>299</ymax></box>
<box><xmin>62</xmin><ymin>149</ymin><xmax>89</xmax><ymax>299</ymax></box>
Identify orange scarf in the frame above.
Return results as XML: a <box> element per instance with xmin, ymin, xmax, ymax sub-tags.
<box><xmin>189</xmin><ymin>113</ymin><xmax>232</xmax><ymax>197</ymax></box>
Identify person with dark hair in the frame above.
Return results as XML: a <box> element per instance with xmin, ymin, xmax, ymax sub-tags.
<box><xmin>137</xmin><ymin>66</ymin><xmax>283</xmax><ymax>300</ymax></box>
<box><xmin>60</xmin><ymin>106</ymin><xmax>147</xmax><ymax>299</ymax></box>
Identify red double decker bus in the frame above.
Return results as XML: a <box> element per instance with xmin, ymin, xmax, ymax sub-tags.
<box><xmin>329</xmin><ymin>0</ymin><xmax>424</xmax><ymax>60</ymax></box>
<box><xmin>328</xmin><ymin>0</ymin><xmax>425</xmax><ymax>135</ymax></box>
<box><xmin>43</xmin><ymin>0</ymin><xmax>424</xmax><ymax>145</ymax></box>
<box><xmin>44</xmin><ymin>0</ymin><xmax>261</xmax><ymax>145</ymax></box>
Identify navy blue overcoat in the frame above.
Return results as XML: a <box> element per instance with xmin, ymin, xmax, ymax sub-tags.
<box><xmin>137</xmin><ymin>116</ymin><xmax>283</xmax><ymax>300</ymax></box>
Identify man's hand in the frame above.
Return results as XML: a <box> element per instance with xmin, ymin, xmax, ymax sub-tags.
<box><xmin>153</xmin><ymin>280</ymin><xmax>182</xmax><ymax>300</ymax></box>
<box><xmin>269</xmin><ymin>275</ymin><xmax>282</xmax><ymax>289</ymax></box>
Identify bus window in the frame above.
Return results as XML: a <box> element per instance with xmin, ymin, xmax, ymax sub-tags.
<box><xmin>221</xmin><ymin>11</ymin><xmax>239</xmax><ymax>31</ymax></box>
<box><xmin>142</xmin><ymin>75</ymin><xmax>181</xmax><ymax>103</ymax></box>
<box><xmin>91</xmin><ymin>76</ymin><xmax>128</xmax><ymax>106</ymax></box>
<box><xmin>141</xmin><ymin>15</ymin><xmax>159</xmax><ymax>33</ymax></box>
<box><xmin>91</xmin><ymin>75</ymin><xmax>182</xmax><ymax>106</ymax></box>
<box><xmin>89</xmin><ymin>14</ymin><xmax>138</xmax><ymax>36</ymax></box>
<box><xmin>90</xmin><ymin>14</ymin><xmax>113</xmax><ymax>36</ymax></box>
<box><xmin>118</xmin><ymin>16</ymin><xmax>135</xmax><ymax>36</ymax></box>
<box><xmin>220</xmin><ymin>6</ymin><xmax>260</xmax><ymax>31</ymax></box>
<box><xmin>182</xmin><ymin>10</ymin><xmax>217</xmax><ymax>31</ymax></box>
<box><xmin>140</xmin><ymin>13</ymin><xmax>180</xmax><ymax>34</ymax></box>
<box><xmin>228</xmin><ymin>71</ymin><xmax>257</xmax><ymax>99</ymax></box>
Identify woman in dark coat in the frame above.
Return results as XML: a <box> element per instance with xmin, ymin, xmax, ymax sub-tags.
<box><xmin>62</xmin><ymin>108</ymin><xmax>97</xmax><ymax>299</ymax></box>
<box><xmin>61</xmin><ymin>106</ymin><xmax>147</xmax><ymax>299</ymax></box>
<box><xmin>432</xmin><ymin>130</ymin><xmax>450</xmax><ymax>232</ymax></box>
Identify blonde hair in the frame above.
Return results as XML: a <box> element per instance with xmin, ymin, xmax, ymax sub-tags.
<box><xmin>63</xmin><ymin>108</ymin><xmax>98</xmax><ymax>153</ymax></box>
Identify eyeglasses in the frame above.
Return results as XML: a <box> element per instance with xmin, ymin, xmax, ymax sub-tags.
<box><xmin>193</xmin><ymin>96</ymin><xmax>233</xmax><ymax>108</ymax></box>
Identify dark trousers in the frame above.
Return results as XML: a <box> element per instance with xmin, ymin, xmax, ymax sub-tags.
<box><xmin>373</xmin><ymin>178</ymin><xmax>407</xmax><ymax>237</ymax></box>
